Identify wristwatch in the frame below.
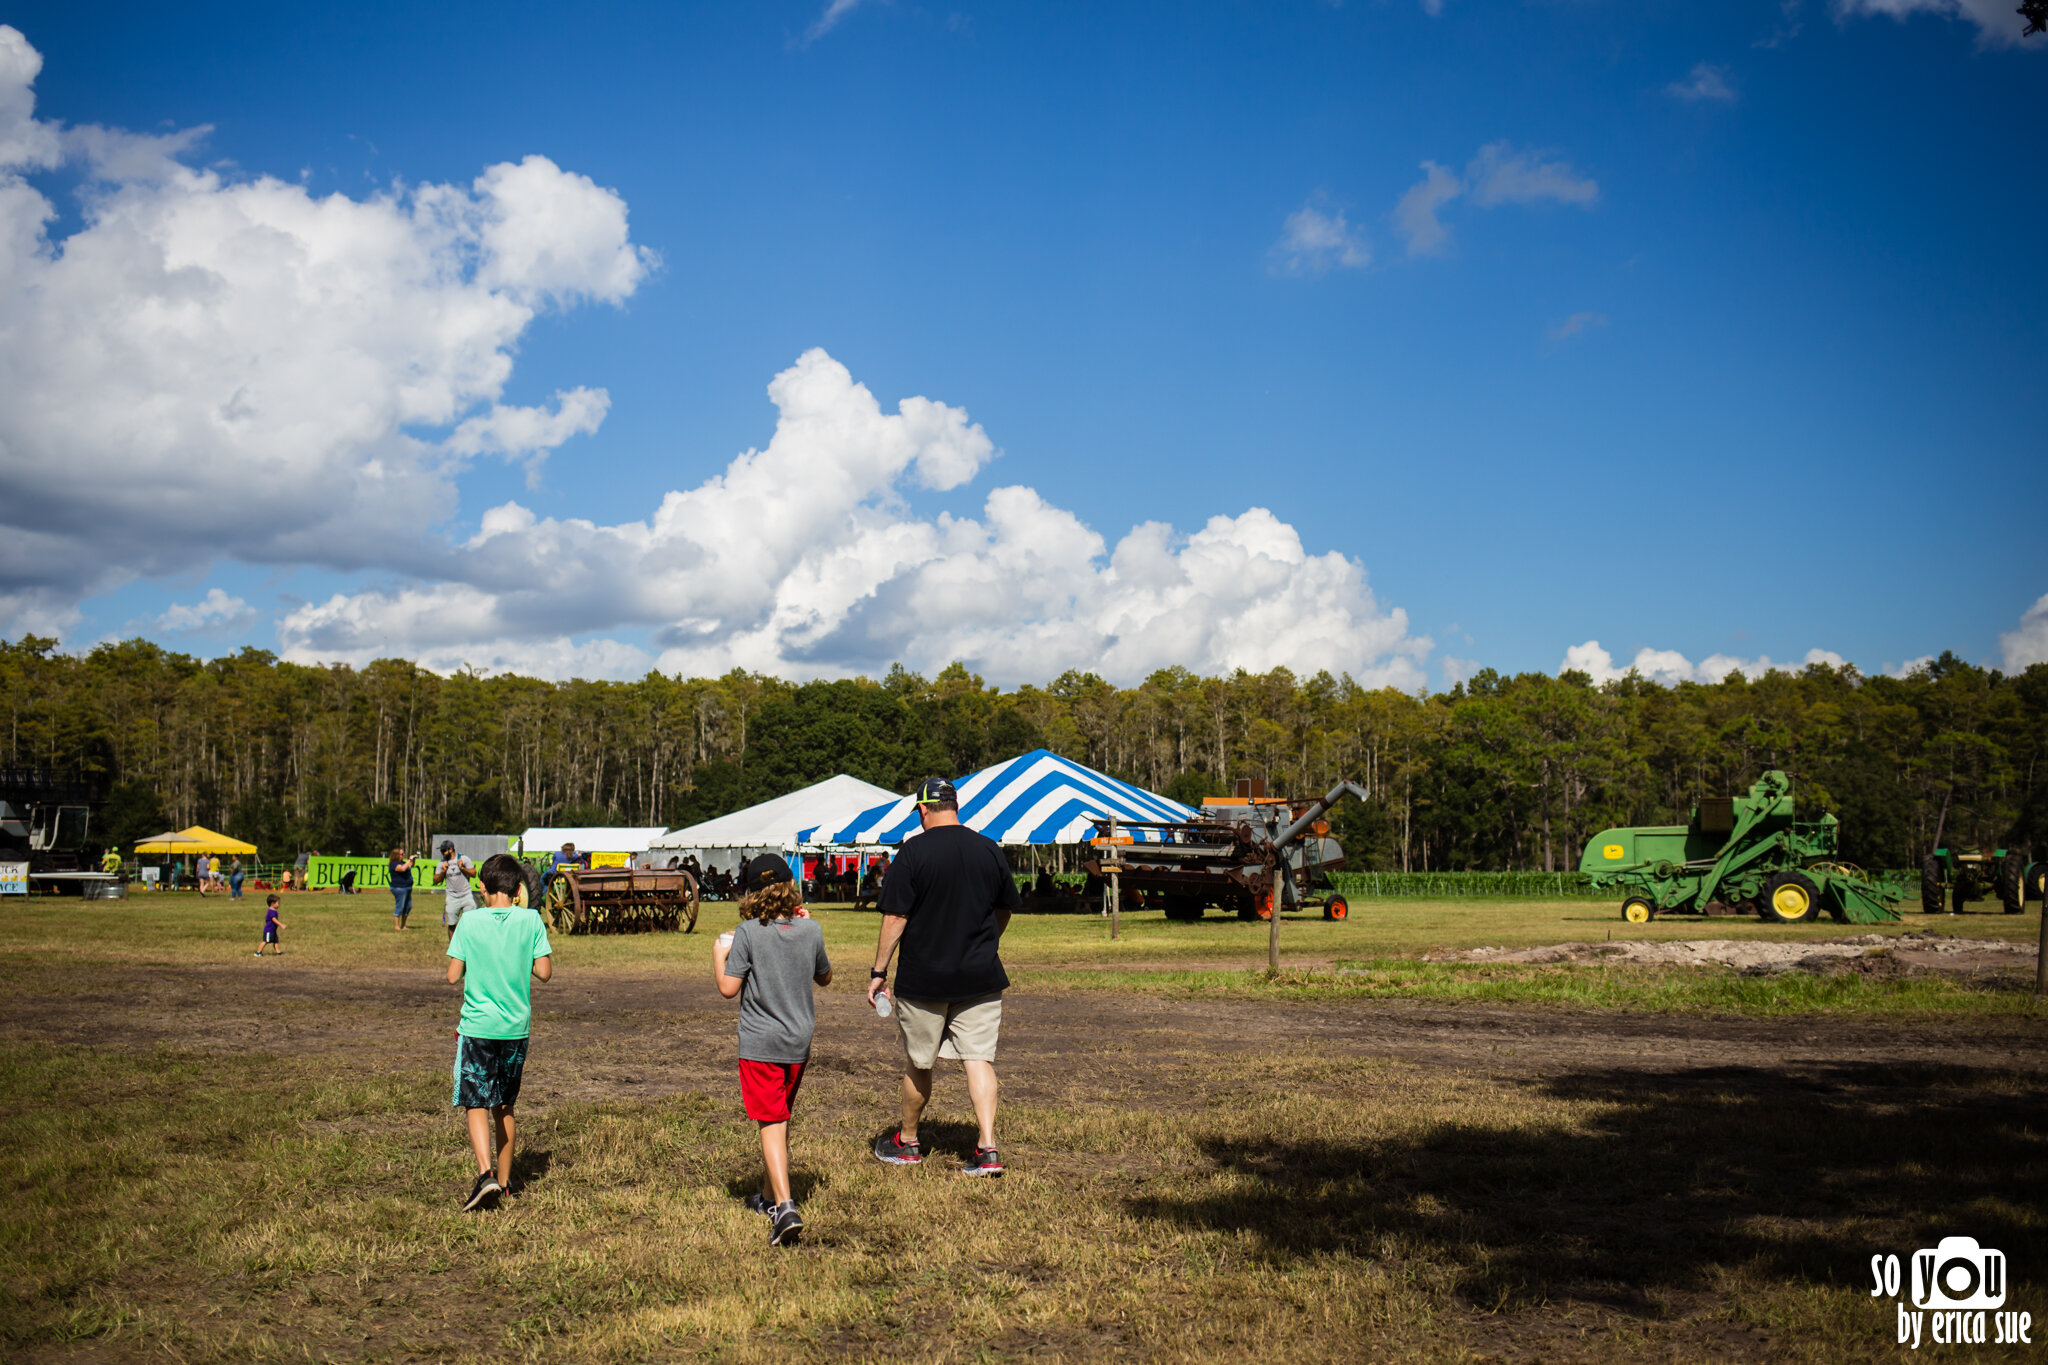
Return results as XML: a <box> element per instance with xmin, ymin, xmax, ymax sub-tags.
<box><xmin>870</xmin><ymin>968</ymin><xmax>888</xmax><ymax>979</ymax></box>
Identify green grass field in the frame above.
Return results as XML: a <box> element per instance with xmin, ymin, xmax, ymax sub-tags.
<box><xmin>5</xmin><ymin>892</ymin><xmax>2045</xmax><ymax>1362</ymax></box>
<box><xmin>17</xmin><ymin>887</ymin><xmax>2041</xmax><ymax>1016</ymax></box>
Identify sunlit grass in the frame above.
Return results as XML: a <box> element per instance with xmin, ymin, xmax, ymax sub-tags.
<box><xmin>8</xmin><ymin>1039</ymin><xmax>2037</xmax><ymax>1362</ymax></box>
<box><xmin>12</xmin><ymin>889</ymin><xmax>2036</xmax><ymax>994</ymax></box>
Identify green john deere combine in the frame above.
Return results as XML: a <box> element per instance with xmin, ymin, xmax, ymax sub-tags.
<box><xmin>1579</xmin><ymin>770</ymin><xmax>1901</xmax><ymax>924</ymax></box>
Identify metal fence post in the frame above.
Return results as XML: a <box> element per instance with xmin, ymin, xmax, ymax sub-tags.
<box><xmin>1108</xmin><ymin>816</ymin><xmax>1120</xmax><ymax>942</ymax></box>
<box><xmin>1267</xmin><ymin>864</ymin><xmax>1280</xmax><ymax>973</ymax></box>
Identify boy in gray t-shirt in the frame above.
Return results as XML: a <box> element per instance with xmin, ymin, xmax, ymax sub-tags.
<box><xmin>714</xmin><ymin>855</ymin><xmax>831</xmax><ymax>1247</ymax></box>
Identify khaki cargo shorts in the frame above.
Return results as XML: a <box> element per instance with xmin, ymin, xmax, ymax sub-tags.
<box><xmin>895</xmin><ymin>991</ymin><xmax>1002</xmax><ymax>1069</ymax></box>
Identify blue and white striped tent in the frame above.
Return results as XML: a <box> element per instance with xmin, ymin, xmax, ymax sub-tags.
<box><xmin>799</xmin><ymin>749</ymin><xmax>1198</xmax><ymax>847</ymax></box>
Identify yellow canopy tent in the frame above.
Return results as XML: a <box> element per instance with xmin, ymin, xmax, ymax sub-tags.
<box><xmin>133</xmin><ymin>826</ymin><xmax>257</xmax><ymax>855</ymax></box>
<box><xmin>131</xmin><ymin>829</ymin><xmax>203</xmax><ymax>853</ymax></box>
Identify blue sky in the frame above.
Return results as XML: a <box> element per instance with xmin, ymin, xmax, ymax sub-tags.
<box><xmin>2</xmin><ymin>0</ymin><xmax>2044</xmax><ymax>688</ymax></box>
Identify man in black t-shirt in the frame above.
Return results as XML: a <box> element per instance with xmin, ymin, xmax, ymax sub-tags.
<box><xmin>867</xmin><ymin>778</ymin><xmax>1020</xmax><ymax>1177</ymax></box>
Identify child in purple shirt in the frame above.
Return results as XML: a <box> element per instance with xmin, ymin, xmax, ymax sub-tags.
<box><xmin>254</xmin><ymin>894</ymin><xmax>285</xmax><ymax>957</ymax></box>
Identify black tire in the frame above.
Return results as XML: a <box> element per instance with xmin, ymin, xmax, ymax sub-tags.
<box><xmin>1163</xmin><ymin>895</ymin><xmax>1203</xmax><ymax>922</ymax></box>
<box><xmin>1759</xmin><ymin>871</ymin><xmax>1821</xmax><ymax>923</ymax></box>
<box><xmin>2030</xmin><ymin>863</ymin><xmax>2048</xmax><ymax>902</ymax></box>
<box><xmin>1621</xmin><ymin>896</ymin><xmax>1655</xmax><ymax>924</ymax></box>
<box><xmin>1921</xmin><ymin>855</ymin><xmax>1944</xmax><ymax>915</ymax></box>
<box><xmin>1323</xmin><ymin>895</ymin><xmax>1349</xmax><ymax>921</ymax></box>
<box><xmin>1998</xmin><ymin>851</ymin><xmax>2026</xmax><ymax>914</ymax></box>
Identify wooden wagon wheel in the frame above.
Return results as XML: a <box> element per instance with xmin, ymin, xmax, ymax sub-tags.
<box><xmin>543</xmin><ymin>873</ymin><xmax>575</xmax><ymax>933</ymax></box>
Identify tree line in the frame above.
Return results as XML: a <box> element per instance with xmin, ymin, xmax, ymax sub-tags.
<box><xmin>3</xmin><ymin>634</ymin><xmax>2043</xmax><ymax>872</ymax></box>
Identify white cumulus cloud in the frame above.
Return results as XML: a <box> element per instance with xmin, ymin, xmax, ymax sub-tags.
<box><xmin>0</xmin><ymin>25</ymin><xmax>653</xmax><ymax>634</ymax></box>
<box><xmin>1271</xmin><ymin>201</ymin><xmax>1371</xmax><ymax>274</ymax></box>
<box><xmin>153</xmin><ymin>587</ymin><xmax>255</xmax><ymax>634</ymax></box>
<box><xmin>1562</xmin><ymin>640</ymin><xmax>1847</xmax><ymax>686</ymax></box>
<box><xmin>279</xmin><ymin>350</ymin><xmax>1432</xmax><ymax>687</ymax></box>
<box><xmin>2001</xmin><ymin>593</ymin><xmax>2048</xmax><ymax>671</ymax></box>
<box><xmin>446</xmin><ymin>387</ymin><xmax>612</xmax><ymax>486</ymax></box>
<box><xmin>1834</xmin><ymin>0</ymin><xmax>2030</xmax><ymax>46</ymax></box>
<box><xmin>2</xmin><ymin>27</ymin><xmax>1430</xmax><ymax>691</ymax></box>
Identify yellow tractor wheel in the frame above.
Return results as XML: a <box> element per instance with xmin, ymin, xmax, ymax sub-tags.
<box><xmin>1622</xmin><ymin>897</ymin><xmax>1654</xmax><ymax>923</ymax></box>
<box><xmin>1759</xmin><ymin>871</ymin><xmax>1821</xmax><ymax>923</ymax></box>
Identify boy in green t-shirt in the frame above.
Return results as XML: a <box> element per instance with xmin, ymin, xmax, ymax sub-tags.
<box><xmin>446</xmin><ymin>853</ymin><xmax>553</xmax><ymax>1211</ymax></box>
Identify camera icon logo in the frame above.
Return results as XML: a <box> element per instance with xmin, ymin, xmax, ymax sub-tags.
<box><xmin>1912</xmin><ymin>1236</ymin><xmax>2006</xmax><ymax>1310</ymax></box>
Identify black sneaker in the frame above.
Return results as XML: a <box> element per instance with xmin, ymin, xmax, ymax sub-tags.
<box><xmin>873</xmin><ymin>1129</ymin><xmax>924</xmax><ymax>1165</ymax></box>
<box><xmin>463</xmin><ymin>1171</ymin><xmax>503</xmax><ymax>1211</ymax></box>
<box><xmin>961</xmin><ymin>1146</ymin><xmax>1004</xmax><ymax>1178</ymax></box>
<box><xmin>744</xmin><ymin>1192</ymin><xmax>773</xmax><ymax>1215</ymax></box>
<box><xmin>768</xmin><ymin>1200</ymin><xmax>804</xmax><ymax>1246</ymax></box>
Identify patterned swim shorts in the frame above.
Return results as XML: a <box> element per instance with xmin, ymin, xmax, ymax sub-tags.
<box><xmin>452</xmin><ymin>1034</ymin><xmax>528</xmax><ymax>1110</ymax></box>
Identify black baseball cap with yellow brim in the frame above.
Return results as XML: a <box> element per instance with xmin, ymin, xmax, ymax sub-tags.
<box><xmin>914</xmin><ymin>778</ymin><xmax>957</xmax><ymax>806</ymax></box>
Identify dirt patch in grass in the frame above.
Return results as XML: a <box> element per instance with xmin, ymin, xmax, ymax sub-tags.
<box><xmin>6</xmin><ymin>959</ymin><xmax>2046</xmax><ymax>1089</ymax></box>
<box><xmin>1430</xmin><ymin>930</ymin><xmax>2040</xmax><ymax>979</ymax></box>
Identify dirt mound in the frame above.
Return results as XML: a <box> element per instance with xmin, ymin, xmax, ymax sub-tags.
<box><xmin>1425</xmin><ymin>932</ymin><xmax>2038</xmax><ymax>978</ymax></box>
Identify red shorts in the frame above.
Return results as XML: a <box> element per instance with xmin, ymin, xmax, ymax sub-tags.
<box><xmin>737</xmin><ymin>1059</ymin><xmax>806</xmax><ymax>1123</ymax></box>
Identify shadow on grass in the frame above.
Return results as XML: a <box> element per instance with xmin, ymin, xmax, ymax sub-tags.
<box><xmin>905</xmin><ymin>1118</ymin><xmax>984</xmax><ymax>1162</ymax></box>
<box><xmin>722</xmin><ymin>1168</ymin><xmax>832</xmax><ymax>1201</ymax></box>
<box><xmin>1127</xmin><ymin>1062</ymin><xmax>2048</xmax><ymax>1314</ymax></box>
<box><xmin>510</xmin><ymin>1147</ymin><xmax>553</xmax><ymax>1192</ymax></box>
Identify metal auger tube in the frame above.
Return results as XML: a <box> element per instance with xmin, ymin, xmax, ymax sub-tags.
<box><xmin>1273</xmin><ymin>781</ymin><xmax>1372</xmax><ymax>851</ymax></box>
<box><xmin>1267</xmin><ymin>780</ymin><xmax>1371</xmax><ymax>973</ymax></box>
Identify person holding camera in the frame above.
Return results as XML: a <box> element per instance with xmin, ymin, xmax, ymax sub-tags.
<box><xmin>436</xmin><ymin>840</ymin><xmax>478</xmax><ymax>942</ymax></box>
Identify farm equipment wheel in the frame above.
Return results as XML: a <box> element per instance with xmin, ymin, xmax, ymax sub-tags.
<box><xmin>1998</xmin><ymin>852</ymin><xmax>2026</xmax><ymax>914</ymax></box>
<box><xmin>1760</xmin><ymin>872</ymin><xmax>1821</xmax><ymax>923</ymax></box>
<box><xmin>1621</xmin><ymin>896</ymin><xmax>1655</xmax><ymax>924</ymax></box>
<box><xmin>1323</xmin><ymin>895</ymin><xmax>1349</xmax><ymax>921</ymax></box>
<box><xmin>543</xmin><ymin>873</ymin><xmax>576</xmax><ymax>933</ymax></box>
<box><xmin>1953</xmin><ymin>870</ymin><xmax>1975</xmax><ymax>915</ymax></box>
<box><xmin>1920</xmin><ymin>856</ymin><xmax>1944</xmax><ymax>915</ymax></box>
<box><xmin>2030</xmin><ymin>863</ymin><xmax>2048</xmax><ymax>901</ymax></box>
<box><xmin>1164</xmin><ymin>896</ymin><xmax>1203</xmax><ymax>922</ymax></box>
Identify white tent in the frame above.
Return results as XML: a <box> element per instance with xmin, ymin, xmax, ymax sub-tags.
<box><xmin>517</xmin><ymin>826</ymin><xmax>671</xmax><ymax>865</ymax></box>
<box><xmin>649</xmin><ymin>774</ymin><xmax>898</xmax><ymax>872</ymax></box>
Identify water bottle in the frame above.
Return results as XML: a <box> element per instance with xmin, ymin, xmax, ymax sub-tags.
<box><xmin>874</xmin><ymin>986</ymin><xmax>893</xmax><ymax>1018</ymax></box>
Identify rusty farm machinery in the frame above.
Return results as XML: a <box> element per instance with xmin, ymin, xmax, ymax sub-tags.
<box><xmin>1082</xmin><ymin>778</ymin><xmax>1366</xmax><ymax>922</ymax></box>
<box><xmin>539</xmin><ymin>864</ymin><xmax>701</xmax><ymax>935</ymax></box>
